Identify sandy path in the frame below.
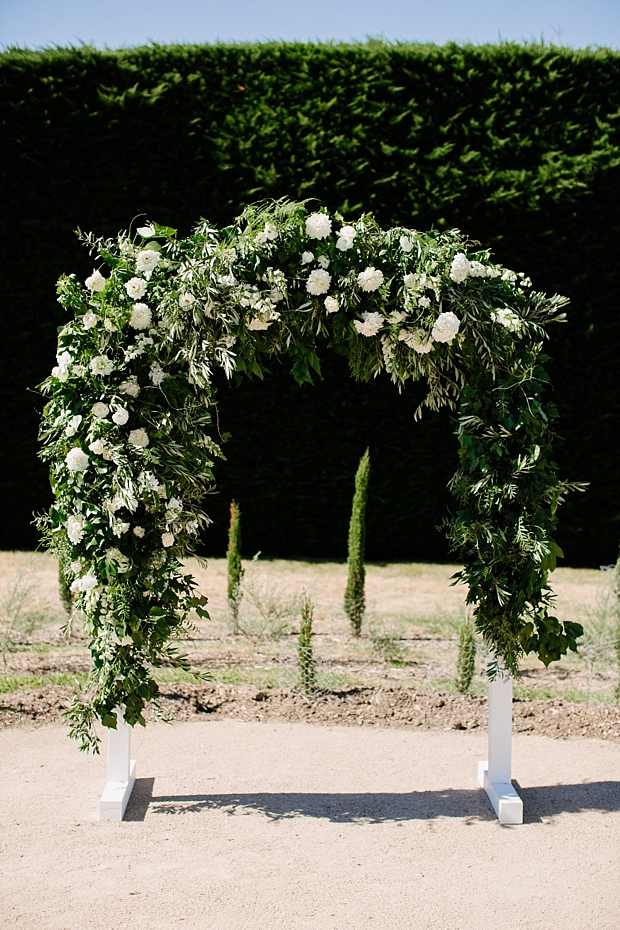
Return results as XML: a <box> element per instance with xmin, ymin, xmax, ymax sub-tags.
<box><xmin>1</xmin><ymin>720</ymin><xmax>619</xmax><ymax>930</ymax></box>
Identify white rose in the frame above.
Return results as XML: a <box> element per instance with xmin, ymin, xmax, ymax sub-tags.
<box><xmin>136</xmin><ymin>249</ymin><xmax>160</xmax><ymax>276</ymax></box>
<box><xmin>162</xmin><ymin>532</ymin><xmax>175</xmax><ymax>548</ymax></box>
<box><xmin>178</xmin><ymin>292</ymin><xmax>195</xmax><ymax>309</ymax></box>
<box><xmin>137</xmin><ymin>224</ymin><xmax>156</xmax><ymax>237</ymax></box>
<box><xmin>306</xmin><ymin>269</ymin><xmax>331</xmax><ymax>295</ymax></box>
<box><xmin>112</xmin><ymin>407</ymin><xmax>129</xmax><ymax>426</ymax></box>
<box><xmin>149</xmin><ymin>362</ymin><xmax>166</xmax><ymax>386</ymax></box>
<box><xmin>89</xmin><ymin>355</ymin><xmax>114</xmax><ymax>376</ymax></box>
<box><xmin>354</xmin><ymin>311</ymin><xmax>384</xmax><ymax>337</ymax></box>
<box><xmin>91</xmin><ymin>402</ymin><xmax>109</xmax><ymax>419</ymax></box>
<box><xmin>82</xmin><ymin>312</ymin><xmax>98</xmax><ymax>329</ymax></box>
<box><xmin>89</xmin><ymin>440</ymin><xmax>105</xmax><ymax>455</ymax></box>
<box><xmin>399</xmin><ymin>328</ymin><xmax>434</xmax><ymax>354</ymax></box>
<box><xmin>305</xmin><ymin>213</ymin><xmax>332</xmax><ymax>240</ymax></box>
<box><xmin>66</xmin><ymin>514</ymin><xmax>86</xmax><ymax>544</ymax></box>
<box><xmin>125</xmin><ymin>277</ymin><xmax>148</xmax><ymax>299</ymax></box>
<box><xmin>129</xmin><ymin>303</ymin><xmax>152</xmax><ymax>330</ymax></box>
<box><xmin>85</xmin><ymin>270</ymin><xmax>106</xmax><ymax>292</ymax></box>
<box><xmin>399</xmin><ymin>236</ymin><xmax>414</xmax><ymax>253</ymax></box>
<box><xmin>133</xmin><ymin>526</ymin><xmax>145</xmax><ymax>538</ymax></box>
<box><xmin>119</xmin><ymin>379</ymin><xmax>140</xmax><ymax>397</ymax></box>
<box><xmin>324</xmin><ymin>296</ymin><xmax>339</xmax><ymax>313</ymax></box>
<box><xmin>65</xmin><ymin>448</ymin><xmax>89</xmax><ymax>472</ymax></box>
<box><xmin>52</xmin><ymin>364</ymin><xmax>69</xmax><ymax>382</ymax></box>
<box><xmin>71</xmin><ymin>571</ymin><xmax>98</xmax><ymax>594</ymax></box>
<box><xmin>64</xmin><ymin>414</ymin><xmax>82</xmax><ymax>438</ymax></box>
<box><xmin>357</xmin><ymin>267</ymin><xmax>385</xmax><ymax>292</ymax></box>
<box><xmin>450</xmin><ymin>253</ymin><xmax>471</xmax><ymax>284</ymax></box>
<box><xmin>128</xmin><ymin>428</ymin><xmax>149</xmax><ymax>448</ymax></box>
<box><xmin>432</xmin><ymin>311</ymin><xmax>461</xmax><ymax>343</ymax></box>
<box><xmin>317</xmin><ymin>255</ymin><xmax>330</xmax><ymax>269</ymax></box>
<box><xmin>336</xmin><ymin>226</ymin><xmax>357</xmax><ymax>251</ymax></box>
<box><xmin>301</xmin><ymin>251</ymin><xmax>314</xmax><ymax>265</ymax></box>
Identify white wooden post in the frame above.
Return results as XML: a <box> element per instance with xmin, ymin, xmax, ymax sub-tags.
<box><xmin>99</xmin><ymin>708</ymin><xmax>136</xmax><ymax>821</ymax></box>
<box><xmin>478</xmin><ymin>670</ymin><xmax>523</xmax><ymax>824</ymax></box>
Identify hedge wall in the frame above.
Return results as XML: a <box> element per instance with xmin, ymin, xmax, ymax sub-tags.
<box><xmin>1</xmin><ymin>40</ymin><xmax>619</xmax><ymax>564</ymax></box>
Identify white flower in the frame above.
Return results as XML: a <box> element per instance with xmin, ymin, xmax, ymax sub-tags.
<box><xmin>71</xmin><ymin>571</ymin><xmax>98</xmax><ymax>594</ymax></box>
<box><xmin>65</xmin><ymin>448</ymin><xmax>89</xmax><ymax>472</ymax></box>
<box><xmin>399</xmin><ymin>328</ymin><xmax>434</xmax><ymax>354</ymax></box>
<box><xmin>90</xmin><ymin>355</ymin><xmax>114</xmax><ymax>376</ymax></box>
<box><xmin>137</xmin><ymin>224</ymin><xmax>156</xmax><ymax>237</ymax></box>
<box><xmin>102</xmin><ymin>446</ymin><xmax>114</xmax><ymax>461</ymax></box>
<box><xmin>113</xmin><ymin>521</ymin><xmax>131</xmax><ymax>537</ymax></box>
<box><xmin>65</xmin><ymin>414</ymin><xmax>82</xmax><ymax>437</ymax></box>
<box><xmin>129</xmin><ymin>303</ymin><xmax>152</xmax><ymax>330</ymax></box>
<box><xmin>301</xmin><ymin>251</ymin><xmax>314</xmax><ymax>265</ymax></box>
<box><xmin>399</xmin><ymin>236</ymin><xmax>414</xmax><ymax>253</ymax></box>
<box><xmin>491</xmin><ymin>308</ymin><xmax>522</xmax><ymax>333</ymax></box>
<box><xmin>247</xmin><ymin>316</ymin><xmax>273</xmax><ymax>331</ymax></box>
<box><xmin>403</xmin><ymin>273</ymin><xmax>417</xmax><ymax>289</ymax></box>
<box><xmin>119</xmin><ymin>378</ymin><xmax>140</xmax><ymax>397</ymax></box>
<box><xmin>112</xmin><ymin>406</ymin><xmax>129</xmax><ymax>426</ymax></box>
<box><xmin>418</xmin><ymin>296</ymin><xmax>431</xmax><ymax>308</ymax></box>
<box><xmin>306</xmin><ymin>269</ymin><xmax>331</xmax><ymax>295</ymax></box>
<box><xmin>72</xmin><ymin>364</ymin><xmax>86</xmax><ymax>377</ymax></box>
<box><xmin>149</xmin><ymin>362</ymin><xmax>166</xmax><ymax>386</ymax></box>
<box><xmin>178</xmin><ymin>292</ymin><xmax>195</xmax><ymax>309</ymax></box>
<box><xmin>221</xmin><ymin>247</ymin><xmax>237</xmax><ymax>264</ymax></box>
<box><xmin>91</xmin><ymin>402</ymin><xmax>109</xmax><ymax>419</ymax></box>
<box><xmin>336</xmin><ymin>225</ymin><xmax>357</xmax><ymax>251</ymax></box>
<box><xmin>317</xmin><ymin>255</ymin><xmax>330</xmax><ymax>269</ymax></box>
<box><xmin>269</xmin><ymin>287</ymin><xmax>284</xmax><ymax>303</ymax></box>
<box><xmin>70</xmin><ymin>559</ymin><xmax>82</xmax><ymax>574</ymax></box>
<box><xmin>162</xmin><ymin>532</ymin><xmax>175</xmax><ymax>548</ymax></box>
<box><xmin>104</xmin><ymin>319</ymin><xmax>117</xmax><ymax>332</ymax></box>
<box><xmin>469</xmin><ymin>261</ymin><xmax>487</xmax><ymax>277</ymax></box>
<box><xmin>502</xmin><ymin>269</ymin><xmax>518</xmax><ymax>283</ymax></box>
<box><xmin>85</xmin><ymin>269</ymin><xmax>106</xmax><ymax>292</ymax></box>
<box><xmin>133</xmin><ymin>526</ymin><xmax>145</xmax><ymax>538</ymax></box>
<box><xmin>432</xmin><ymin>311</ymin><xmax>461</xmax><ymax>343</ymax></box>
<box><xmin>82</xmin><ymin>312</ymin><xmax>98</xmax><ymax>329</ymax></box>
<box><xmin>125</xmin><ymin>277</ymin><xmax>148</xmax><ymax>299</ymax></box>
<box><xmin>106</xmin><ymin>548</ymin><xmax>131</xmax><ymax>573</ymax></box>
<box><xmin>264</xmin><ymin>221</ymin><xmax>278</xmax><ymax>240</ymax></box>
<box><xmin>136</xmin><ymin>249</ymin><xmax>160</xmax><ymax>277</ymax></box>
<box><xmin>89</xmin><ymin>440</ymin><xmax>106</xmax><ymax>455</ymax></box>
<box><xmin>105</xmin><ymin>496</ymin><xmax>123</xmax><ymax>514</ymax></box>
<box><xmin>450</xmin><ymin>253</ymin><xmax>471</xmax><ymax>284</ymax></box>
<box><xmin>357</xmin><ymin>267</ymin><xmax>384</xmax><ymax>292</ymax></box>
<box><xmin>167</xmin><ymin>497</ymin><xmax>182</xmax><ymax>513</ymax></box>
<box><xmin>354</xmin><ymin>311</ymin><xmax>384</xmax><ymax>337</ymax></box>
<box><xmin>128</xmin><ymin>428</ymin><xmax>149</xmax><ymax>448</ymax></box>
<box><xmin>254</xmin><ymin>231</ymin><xmax>268</xmax><ymax>245</ymax></box>
<box><xmin>52</xmin><ymin>351</ymin><xmax>72</xmax><ymax>381</ymax></box>
<box><xmin>306</xmin><ymin>213</ymin><xmax>332</xmax><ymax>240</ymax></box>
<box><xmin>324</xmin><ymin>296</ymin><xmax>339</xmax><ymax>313</ymax></box>
<box><xmin>66</xmin><ymin>514</ymin><xmax>86</xmax><ymax>544</ymax></box>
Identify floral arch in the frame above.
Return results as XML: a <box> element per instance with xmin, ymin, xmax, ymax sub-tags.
<box><xmin>39</xmin><ymin>199</ymin><xmax>583</xmax><ymax>751</ymax></box>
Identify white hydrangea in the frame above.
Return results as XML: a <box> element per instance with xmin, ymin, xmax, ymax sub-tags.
<box><xmin>150</xmin><ymin>362</ymin><xmax>166</xmax><ymax>386</ymax></box>
<box><xmin>85</xmin><ymin>269</ymin><xmax>106</xmax><ymax>292</ymax></box>
<box><xmin>418</xmin><ymin>296</ymin><xmax>431</xmax><ymax>308</ymax></box>
<box><xmin>125</xmin><ymin>277</ymin><xmax>148</xmax><ymax>299</ymax></box>
<box><xmin>119</xmin><ymin>378</ymin><xmax>140</xmax><ymax>397</ymax></box>
<box><xmin>136</xmin><ymin>249</ymin><xmax>160</xmax><ymax>277</ymax></box>
<box><xmin>301</xmin><ymin>251</ymin><xmax>314</xmax><ymax>264</ymax></box>
<box><xmin>66</xmin><ymin>514</ymin><xmax>86</xmax><ymax>544</ymax></box>
<box><xmin>90</xmin><ymin>355</ymin><xmax>114</xmax><ymax>376</ymax></box>
<box><xmin>306</xmin><ymin>269</ymin><xmax>331</xmax><ymax>295</ymax></box>
<box><xmin>450</xmin><ymin>253</ymin><xmax>471</xmax><ymax>284</ymax></box>
<box><xmin>65</xmin><ymin>448</ymin><xmax>89</xmax><ymax>472</ymax></box>
<box><xmin>491</xmin><ymin>308</ymin><xmax>522</xmax><ymax>332</ymax></box>
<box><xmin>336</xmin><ymin>226</ymin><xmax>357</xmax><ymax>250</ymax></box>
<box><xmin>469</xmin><ymin>261</ymin><xmax>487</xmax><ymax>277</ymax></box>
<box><xmin>399</xmin><ymin>235</ymin><xmax>414</xmax><ymax>252</ymax></box>
<box><xmin>91</xmin><ymin>402</ymin><xmax>109</xmax><ymax>419</ymax></box>
<box><xmin>398</xmin><ymin>328</ymin><xmax>434</xmax><ymax>354</ymax></box>
<box><xmin>178</xmin><ymin>292</ymin><xmax>195</xmax><ymax>309</ymax></box>
<box><xmin>129</xmin><ymin>303</ymin><xmax>152</xmax><ymax>330</ymax></box>
<box><xmin>82</xmin><ymin>312</ymin><xmax>98</xmax><ymax>329</ymax></box>
<box><xmin>128</xmin><ymin>428</ymin><xmax>149</xmax><ymax>448</ymax></box>
<box><xmin>306</xmin><ymin>213</ymin><xmax>332</xmax><ymax>240</ymax></box>
<box><xmin>324</xmin><ymin>296</ymin><xmax>339</xmax><ymax>313</ymax></box>
<box><xmin>112</xmin><ymin>406</ymin><xmax>129</xmax><ymax>426</ymax></box>
<box><xmin>354</xmin><ymin>311</ymin><xmax>384</xmax><ymax>337</ymax></box>
<box><xmin>357</xmin><ymin>267</ymin><xmax>384</xmax><ymax>292</ymax></box>
<box><xmin>162</xmin><ymin>532</ymin><xmax>175</xmax><ymax>548</ymax></box>
<box><xmin>432</xmin><ymin>311</ymin><xmax>461</xmax><ymax>343</ymax></box>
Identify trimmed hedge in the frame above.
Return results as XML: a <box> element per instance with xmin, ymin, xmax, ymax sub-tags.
<box><xmin>1</xmin><ymin>40</ymin><xmax>619</xmax><ymax>564</ymax></box>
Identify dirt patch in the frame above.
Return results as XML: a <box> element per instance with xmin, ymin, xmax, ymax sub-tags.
<box><xmin>3</xmin><ymin>681</ymin><xmax>620</xmax><ymax>742</ymax></box>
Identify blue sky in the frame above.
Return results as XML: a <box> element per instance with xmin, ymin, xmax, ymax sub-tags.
<box><xmin>2</xmin><ymin>0</ymin><xmax>620</xmax><ymax>51</ymax></box>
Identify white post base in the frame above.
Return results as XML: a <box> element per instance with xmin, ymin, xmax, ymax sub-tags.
<box><xmin>99</xmin><ymin>709</ymin><xmax>136</xmax><ymax>822</ymax></box>
<box><xmin>478</xmin><ymin>671</ymin><xmax>523</xmax><ymax>825</ymax></box>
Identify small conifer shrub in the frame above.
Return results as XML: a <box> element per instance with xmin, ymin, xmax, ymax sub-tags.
<box><xmin>298</xmin><ymin>593</ymin><xmax>317</xmax><ymax>694</ymax></box>
<box><xmin>344</xmin><ymin>448</ymin><xmax>370</xmax><ymax>636</ymax></box>
<box><xmin>227</xmin><ymin>500</ymin><xmax>244</xmax><ymax>631</ymax></box>
<box><xmin>456</xmin><ymin>614</ymin><xmax>477</xmax><ymax>693</ymax></box>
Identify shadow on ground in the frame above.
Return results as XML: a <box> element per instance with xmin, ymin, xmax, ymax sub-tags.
<box><xmin>124</xmin><ymin>778</ymin><xmax>620</xmax><ymax>825</ymax></box>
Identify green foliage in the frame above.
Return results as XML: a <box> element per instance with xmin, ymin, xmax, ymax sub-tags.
<box><xmin>298</xmin><ymin>593</ymin><xmax>317</xmax><ymax>693</ymax></box>
<box><xmin>1</xmin><ymin>41</ymin><xmax>620</xmax><ymax>565</ymax></box>
<box><xmin>456</xmin><ymin>614</ymin><xmax>477</xmax><ymax>692</ymax></box>
<box><xmin>227</xmin><ymin>500</ymin><xmax>243</xmax><ymax>629</ymax></box>
<box><xmin>58</xmin><ymin>559</ymin><xmax>73</xmax><ymax>615</ymax></box>
<box><xmin>344</xmin><ymin>449</ymin><xmax>370</xmax><ymax>636</ymax></box>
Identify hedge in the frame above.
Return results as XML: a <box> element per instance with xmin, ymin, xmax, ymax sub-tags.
<box><xmin>1</xmin><ymin>40</ymin><xmax>619</xmax><ymax>564</ymax></box>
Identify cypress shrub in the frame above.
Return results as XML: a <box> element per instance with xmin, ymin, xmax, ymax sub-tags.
<box><xmin>226</xmin><ymin>500</ymin><xmax>243</xmax><ymax>629</ymax></box>
<box><xmin>298</xmin><ymin>593</ymin><xmax>317</xmax><ymax>694</ymax></box>
<box><xmin>344</xmin><ymin>448</ymin><xmax>370</xmax><ymax>636</ymax></box>
<box><xmin>456</xmin><ymin>615</ymin><xmax>477</xmax><ymax>693</ymax></box>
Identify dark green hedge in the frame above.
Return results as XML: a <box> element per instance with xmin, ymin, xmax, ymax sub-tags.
<box><xmin>1</xmin><ymin>40</ymin><xmax>619</xmax><ymax>564</ymax></box>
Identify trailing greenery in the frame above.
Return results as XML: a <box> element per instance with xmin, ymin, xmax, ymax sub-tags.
<box><xmin>2</xmin><ymin>41</ymin><xmax>620</xmax><ymax>564</ymax></box>
<box><xmin>298</xmin><ymin>593</ymin><xmax>317</xmax><ymax>694</ymax></box>
<box><xmin>226</xmin><ymin>500</ymin><xmax>243</xmax><ymax>629</ymax></box>
<box><xmin>456</xmin><ymin>614</ymin><xmax>477</xmax><ymax>693</ymax></box>
<box><xmin>344</xmin><ymin>448</ymin><xmax>370</xmax><ymax>636</ymax></box>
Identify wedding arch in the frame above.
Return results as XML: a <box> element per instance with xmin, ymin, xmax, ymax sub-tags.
<box><xmin>39</xmin><ymin>199</ymin><xmax>583</xmax><ymax>821</ymax></box>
